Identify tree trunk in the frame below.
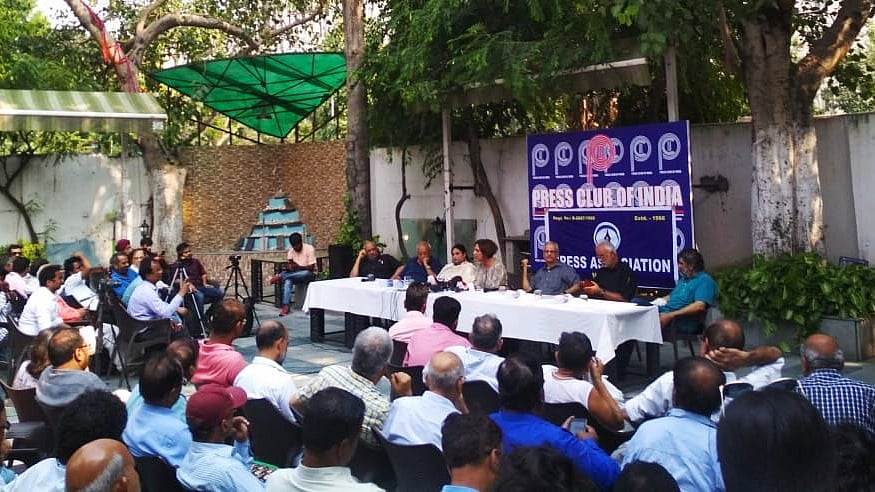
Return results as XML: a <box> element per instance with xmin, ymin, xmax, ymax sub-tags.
<box><xmin>149</xmin><ymin>162</ymin><xmax>186</xmax><ymax>252</ymax></box>
<box><xmin>463</xmin><ymin>121</ymin><xmax>507</xmax><ymax>261</ymax></box>
<box><xmin>394</xmin><ymin>149</ymin><xmax>411</xmax><ymax>259</ymax></box>
<box><xmin>343</xmin><ymin>0</ymin><xmax>371</xmax><ymax>238</ymax></box>
<box><xmin>742</xmin><ymin>8</ymin><xmax>824</xmax><ymax>256</ymax></box>
<box><xmin>0</xmin><ymin>155</ymin><xmax>38</xmax><ymax>242</ymax></box>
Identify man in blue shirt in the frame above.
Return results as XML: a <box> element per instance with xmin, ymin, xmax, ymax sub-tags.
<box><xmin>110</xmin><ymin>252</ymin><xmax>140</xmax><ymax>299</ymax></box>
<box><xmin>489</xmin><ymin>353</ymin><xmax>619</xmax><ymax>490</ymax></box>
<box><xmin>521</xmin><ymin>241</ymin><xmax>581</xmax><ymax>296</ymax></box>
<box><xmin>658</xmin><ymin>248</ymin><xmax>717</xmax><ymax>333</ymax></box>
<box><xmin>393</xmin><ymin>241</ymin><xmax>443</xmax><ymax>283</ymax></box>
<box><xmin>621</xmin><ymin>357</ymin><xmax>726</xmax><ymax>492</ymax></box>
<box><xmin>440</xmin><ymin>413</ymin><xmax>502</xmax><ymax>492</ymax></box>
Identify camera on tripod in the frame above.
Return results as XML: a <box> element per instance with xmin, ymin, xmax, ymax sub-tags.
<box><xmin>228</xmin><ymin>255</ymin><xmax>242</xmax><ymax>268</ymax></box>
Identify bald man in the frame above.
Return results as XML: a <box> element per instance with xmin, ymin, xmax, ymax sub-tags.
<box><xmin>349</xmin><ymin>240</ymin><xmax>400</xmax><ymax>279</ymax></box>
<box><xmin>381</xmin><ymin>351</ymin><xmax>468</xmax><ymax>449</ymax></box>
<box><xmin>799</xmin><ymin>333</ymin><xmax>875</xmax><ymax>435</ymax></box>
<box><xmin>65</xmin><ymin>439</ymin><xmax>140</xmax><ymax>492</ymax></box>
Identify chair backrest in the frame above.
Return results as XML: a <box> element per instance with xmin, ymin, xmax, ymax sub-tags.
<box><xmin>390</xmin><ymin>340</ymin><xmax>408</xmax><ymax>366</ymax></box>
<box><xmin>387</xmin><ymin>364</ymin><xmax>426</xmax><ymax>396</ymax></box>
<box><xmin>7</xmin><ymin>315</ymin><xmax>35</xmax><ymax>378</ymax></box>
<box><xmin>243</xmin><ymin>399</ymin><xmax>302</xmax><ymax>467</ymax></box>
<box><xmin>134</xmin><ymin>455</ymin><xmax>184</xmax><ymax>492</ymax></box>
<box><xmin>462</xmin><ymin>380</ymin><xmax>500</xmax><ymax>416</ymax></box>
<box><xmin>349</xmin><ymin>437</ymin><xmax>395</xmax><ymax>490</ymax></box>
<box><xmin>6</xmin><ymin>291</ymin><xmax>26</xmax><ymax>317</ymax></box>
<box><xmin>542</xmin><ymin>402</ymin><xmax>589</xmax><ymax>427</ymax></box>
<box><xmin>1</xmin><ymin>380</ymin><xmax>48</xmax><ymax>422</ymax></box>
<box><xmin>374</xmin><ymin>431</ymin><xmax>450</xmax><ymax>492</ymax></box>
<box><xmin>110</xmin><ymin>303</ymin><xmax>158</xmax><ymax>345</ymax></box>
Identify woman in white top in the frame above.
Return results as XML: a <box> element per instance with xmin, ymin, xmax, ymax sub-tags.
<box><xmin>436</xmin><ymin>244</ymin><xmax>477</xmax><ymax>284</ymax></box>
<box><xmin>12</xmin><ymin>328</ymin><xmax>53</xmax><ymax>390</ymax></box>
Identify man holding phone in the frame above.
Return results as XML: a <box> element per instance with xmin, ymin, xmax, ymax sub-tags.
<box><xmin>582</xmin><ymin>241</ymin><xmax>637</xmax><ymax>301</ymax></box>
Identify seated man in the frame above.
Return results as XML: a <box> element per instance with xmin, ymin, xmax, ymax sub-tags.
<box><xmin>349</xmin><ymin>240</ymin><xmax>400</xmax><ymax>279</ymax></box>
<box><xmin>127</xmin><ymin>258</ymin><xmax>191</xmax><ymax>334</ymax></box>
<box><xmin>624</xmin><ymin>319</ymin><xmax>783</xmax><ymax>424</ymax></box>
<box><xmin>382</xmin><ymin>352</ymin><xmax>467</xmax><ymax>449</ymax></box>
<box><xmin>266</xmin><ymin>387</ymin><xmax>384</xmax><ymax>492</ymax></box>
<box><xmin>176</xmin><ymin>384</ymin><xmax>264</xmax><ymax>491</ymax></box>
<box><xmin>61</xmin><ymin>253</ymin><xmax>99</xmax><ymax>311</ymax></box>
<box><xmin>621</xmin><ymin>357</ymin><xmax>725</xmax><ymax>492</ymax></box>
<box><xmin>65</xmin><ymin>439</ymin><xmax>140</xmax><ymax>492</ymax></box>
<box><xmin>123</xmin><ymin>352</ymin><xmax>192</xmax><ymax>468</ymax></box>
<box><xmin>36</xmin><ymin>327</ymin><xmax>107</xmax><ymax>411</ymax></box>
<box><xmin>490</xmin><ymin>353</ymin><xmax>619</xmax><ymax>490</ymax></box>
<box><xmin>234</xmin><ymin>320</ymin><xmax>299</xmax><ymax>423</ymax></box>
<box><xmin>19</xmin><ymin>264</ymin><xmax>68</xmax><ymax>336</ymax></box>
<box><xmin>799</xmin><ymin>333</ymin><xmax>875</xmax><ymax>435</ymax></box>
<box><xmin>542</xmin><ymin>332</ymin><xmax>625</xmax><ymax>431</ymax></box>
<box><xmin>392</xmin><ymin>241</ymin><xmax>442</xmax><ymax>283</ymax></box>
<box><xmin>170</xmin><ymin>242</ymin><xmax>224</xmax><ymax>320</ymax></box>
<box><xmin>5</xmin><ymin>257</ymin><xmax>29</xmax><ymax>299</ymax></box>
<box><xmin>294</xmin><ymin>327</ymin><xmax>411</xmax><ymax>445</ymax></box>
<box><xmin>521</xmin><ymin>241</ymin><xmax>581</xmax><ymax>296</ymax></box>
<box><xmin>109</xmin><ymin>252</ymin><xmax>139</xmax><ymax>300</ymax></box>
<box><xmin>582</xmin><ymin>241</ymin><xmax>637</xmax><ymax>301</ymax></box>
<box><xmin>445</xmin><ymin>313</ymin><xmax>505</xmax><ymax>392</ymax></box>
<box><xmin>404</xmin><ymin>296</ymin><xmax>470</xmax><ymax>367</ymax></box>
<box><xmin>387</xmin><ymin>282</ymin><xmax>432</xmax><ymax>343</ymax></box>
<box><xmin>275</xmin><ymin>232</ymin><xmax>316</xmax><ymax>316</ymax></box>
<box><xmin>191</xmin><ymin>298</ymin><xmax>249</xmax><ymax>387</ymax></box>
<box><xmin>656</xmin><ymin>248</ymin><xmax>717</xmax><ymax>331</ymax></box>
<box><xmin>440</xmin><ymin>413</ymin><xmax>502</xmax><ymax>492</ymax></box>
<box><xmin>7</xmin><ymin>390</ymin><xmax>127</xmax><ymax>492</ymax></box>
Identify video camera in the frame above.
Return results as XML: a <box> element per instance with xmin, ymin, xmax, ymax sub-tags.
<box><xmin>227</xmin><ymin>255</ymin><xmax>242</xmax><ymax>269</ymax></box>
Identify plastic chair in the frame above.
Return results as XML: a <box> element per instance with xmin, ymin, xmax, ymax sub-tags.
<box><xmin>542</xmin><ymin>402</ymin><xmax>635</xmax><ymax>454</ymax></box>
<box><xmin>462</xmin><ymin>380</ymin><xmax>499</xmax><ymax>416</ymax></box>
<box><xmin>6</xmin><ymin>315</ymin><xmax>35</xmax><ymax>382</ymax></box>
<box><xmin>1</xmin><ymin>380</ymin><xmax>52</xmax><ymax>463</ymax></box>
<box><xmin>387</xmin><ymin>364</ymin><xmax>426</xmax><ymax>396</ymax></box>
<box><xmin>108</xmin><ymin>303</ymin><xmax>172</xmax><ymax>390</ymax></box>
<box><xmin>243</xmin><ymin>399</ymin><xmax>303</xmax><ymax>467</ymax></box>
<box><xmin>134</xmin><ymin>455</ymin><xmax>184</xmax><ymax>492</ymax></box>
<box><xmin>374</xmin><ymin>430</ymin><xmax>450</xmax><ymax>492</ymax></box>
<box><xmin>390</xmin><ymin>340</ymin><xmax>408</xmax><ymax>366</ymax></box>
<box><xmin>349</xmin><ymin>436</ymin><xmax>396</xmax><ymax>490</ymax></box>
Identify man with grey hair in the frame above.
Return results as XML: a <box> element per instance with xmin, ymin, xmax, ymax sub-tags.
<box><xmin>382</xmin><ymin>351</ymin><xmax>467</xmax><ymax>449</ymax></box>
<box><xmin>293</xmin><ymin>327</ymin><xmax>412</xmax><ymax>444</ymax></box>
<box><xmin>445</xmin><ymin>314</ymin><xmax>505</xmax><ymax>392</ymax></box>
<box><xmin>234</xmin><ymin>320</ymin><xmax>299</xmax><ymax>423</ymax></box>
<box><xmin>799</xmin><ymin>333</ymin><xmax>875</xmax><ymax>435</ymax></box>
<box><xmin>521</xmin><ymin>241</ymin><xmax>581</xmax><ymax>295</ymax></box>
<box><xmin>65</xmin><ymin>439</ymin><xmax>140</xmax><ymax>492</ymax></box>
<box><xmin>582</xmin><ymin>241</ymin><xmax>637</xmax><ymax>302</ymax></box>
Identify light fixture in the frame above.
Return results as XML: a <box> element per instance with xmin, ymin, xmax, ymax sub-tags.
<box><xmin>431</xmin><ymin>216</ymin><xmax>446</xmax><ymax>238</ymax></box>
<box><xmin>139</xmin><ymin>220</ymin><xmax>151</xmax><ymax>240</ymax></box>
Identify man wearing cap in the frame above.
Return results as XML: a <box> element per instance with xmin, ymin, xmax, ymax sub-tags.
<box><xmin>177</xmin><ymin>384</ymin><xmax>264</xmax><ymax>491</ymax></box>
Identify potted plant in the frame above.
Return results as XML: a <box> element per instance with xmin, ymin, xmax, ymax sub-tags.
<box><xmin>716</xmin><ymin>253</ymin><xmax>875</xmax><ymax>360</ymax></box>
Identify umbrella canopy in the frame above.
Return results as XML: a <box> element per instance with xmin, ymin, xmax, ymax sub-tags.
<box><xmin>150</xmin><ymin>52</ymin><xmax>346</xmax><ymax>138</ymax></box>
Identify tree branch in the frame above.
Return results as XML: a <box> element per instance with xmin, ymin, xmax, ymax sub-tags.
<box><xmin>257</xmin><ymin>2</ymin><xmax>327</xmax><ymax>48</ymax></box>
<box><xmin>717</xmin><ymin>0</ymin><xmax>742</xmax><ymax>77</ymax></box>
<box><xmin>135</xmin><ymin>0</ymin><xmax>166</xmax><ymax>36</ymax></box>
<box><xmin>139</xmin><ymin>13</ymin><xmax>259</xmax><ymax>50</ymax></box>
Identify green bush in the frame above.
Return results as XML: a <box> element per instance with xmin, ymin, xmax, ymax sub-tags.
<box><xmin>1</xmin><ymin>240</ymin><xmax>46</xmax><ymax>261</ymax></box>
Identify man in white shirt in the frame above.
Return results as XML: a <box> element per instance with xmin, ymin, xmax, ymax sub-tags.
<box><xmin>387</xmin><ymin>282</ymin><xmax>432</xmax><ymax>343</ymax></box>
<box><xmin>60</xmin><ymin>253</ymin><xmax>99</xmax><ymax>311</ymax></box>
<box><xmin>18</xmin><ymin>264</ymin><xmax>68</xmax><ymax>336</ymax></box>
<box><xmin>381</xmin><ymin>351</ymin><xmax>467</xmax><ymax>450</ymax></box>
<box><xmin>623</xmin><ymin>319</ymin><xmax>784</xmax><ymax>423</ymax></box>
<box><xmin>445</xmin><ymin>314</ymin><xmax>505</xmax><ymax>392</ymax></box>
<box><xmin>234</xmin><ymin>320</ymin><xmax>299</xmax><ymax>423</ymax></box>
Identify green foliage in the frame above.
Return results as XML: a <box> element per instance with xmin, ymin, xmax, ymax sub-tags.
<box><xmin>335</xmin><ymin>194</ymin><xmax>375</xmax><ymax>253</ymax></box>
<box><xmin>2</xmin><ymin>240</ymin><xmax>46</xmax><ymax>261</ymax></box>
<box><xmin>717</xmin><ymin>253</ymin><xmax>875</xmax><ymax>338</ymax></box>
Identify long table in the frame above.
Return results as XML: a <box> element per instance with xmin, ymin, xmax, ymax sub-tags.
<box><xmin>303</xmin><ymin>277</ymin><xmax>663</xmax><ymax>373</ymax></box>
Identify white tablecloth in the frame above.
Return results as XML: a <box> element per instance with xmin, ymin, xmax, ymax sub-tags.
<box><xmin>303</xmin><ymin>277</ymin><xmax>662</xmax><ymax>362</ymax></box>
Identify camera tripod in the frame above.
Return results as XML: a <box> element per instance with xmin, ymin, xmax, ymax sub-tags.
<box><xmin>167</xmin><ymin>264</ymin><xmax>208</xmax><ymax>338</ymax></box>
<box><xmin>224</xmin><ymin>256</ymin><xmax>260</xmax><ymax>335</ymax></box>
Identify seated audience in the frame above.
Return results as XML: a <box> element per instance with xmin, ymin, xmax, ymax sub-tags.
<box><xmin>543</xmin><ymin>332</ymin><xmax>625</xmax><ymax>430</ymax></box>
<box><xmin>276</xmin><ymin>232</ymin><xmax>316</xmax><ymax>317</ymax></box>
<box><xmin>621</xmin><ymin>357</ymin><xmax>725</xmax><ymax>492</ymax></box>
<box><xmin>123</xmin><ymin>352</ymin><xmax>192</xmax><ymax>468</ymax></box>
<box><xmin>126</xmin><ymin>337</ymin><xmax>198</xmax><ymax>421</ymax></box>
<box><xmin>65</xmin><ymin>439</ymin><xmax>140</xmax><ymax>492</ymax></box>
<box><xmin>191</xmin><ymin>299</ymin><xmax>248</xmax><ymax>387</ymax></box>
<box><xmin>440</xmin><ymin>413</ymin><xmax>503</xmax><ymax>492</ymax></box>
<box><xmin>349</xmin><ymin>240</ymin><xmax>400</xmax><ymax>279</ymax></box>
<box><xmin>656</xmin><ymin>248</ymin><xmax>717</xmax><ymax>330</ymax></box>
<box><xmin>799</xmin><ymin>333</ymin><xmax>875</xmax><ymax>435</ymax></box>
<box><xmin>23</xmin><ymin>258</ymin><xmax>46</xmax><ymax>295</ymax></box>
<box><xmin>13</xmin><ymin>328</ymin><xmax>53</xmax><ymax>389</ymax></box>
<box><xmin>176</xmin><ymin>384</ymin><xmax>264</xmax><ymax>491</ymax></box>
<box><xmin>717</xmin><ymin>388</ymin><xmax>837</xmax><ymax>492</ymax></box>
<box><xmin>490</xmin><ymin>353</ymin><xmax>619</xmax><ymax>490</ymax></box>
<box><xmin>109</xmin><ymin>252</ymin><xmax>139</xmax><ymax>299</ymax></box>
<box><xmin>437</xmin><ymin>243</ymin><xmax>477</xmax><ymax>284</ymax></box>
<box><xmin>294</xmin><ymin>327</ymin><xmax>411</xmax><ymax>445</ymax></box>
<box><xmin>382</xmin><ymin>351</ymin><xmax>467</xmax><ymax>449</ymax></box>
<box><xmin>404</xmin><ymin>296</ymin><xmax>470</xmax><ymax>367</ymax></box>
<box><xmin>127</xmin><ymin>258</ymin><xmax>191</xmax><ymax>331</ymax></box>
<box><xmin>36</xmin><ymin>327</ymin><xmax>106</xmax><ymax>411</ymax></box>
<box><xmin>472</xmin><ymin>239</ymin><xmax>507</xmax><ymax>290</ymax></box>
<box><xmin>266</xmin><ymin>387</ymin><xmax>383</xmax><ymax>492</ymax></box>
<box><xmin>7</xmin><ymin>390</ymin><xmax>128</xmax><ymax>492</ymax></box>
<box><xmin>445</xmin><ymin>314</ymin><xmax>505</xmax><ymax>392</ymax></box>
<box><xmin>129</xmin><ymin>248</ymin><xmax>147</xmax><ymax>274</ymax></box>
<box><xmin>5</xmin><ymin>257</ymin><xmax>29</xmax><ymax>298</ymax></box>
<box><xmin>115</xmin><ymin>239</ymin><xmax>133</xmax><ymax>257</ymax></box>
<box><xmin>831</xmin><ymin>423</ymin><xmax>875</xmax><ymax>492</ymax></box>
<box><xmin>387</xmin><ymin>282</ymin><xmax>432</xmax><ymax>343</ymax></box>
<box><xmin>392</xmin><ymin>241</ymin><xmax>442</xmax><ymax>283</ymax></box>
<box><xmin>234</xmin><ymin>320</ymin><xmax>299</xmax><ymax>423</ymax></box>
<box><xmin>18</xmin><ymin>264</ymin><xmax>67</xmax><ymax>336</ymax></box>
<box><xmin>492</xmin><ymin>445</ymin><xmax>597</xmax><ymax>492</ymax></box>
<box><xmin>60</xmin><ymin>253</ymin><xmax>99</xmax><ymax>311</ymax></box>
<box><xmin>624</xmin><ymin>319</ymin><xmax>782</xmax><ymax>424</ymax></box>
<box><xmin>613</xmin><ymin>461</ymin><xmax>680</xmax><ymax>492</ymax></box>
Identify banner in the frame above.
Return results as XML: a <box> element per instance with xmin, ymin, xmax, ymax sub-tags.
<box><xmin>527</xmin><ymin>121</ymin><xmax>693</xmax><ymax>289</ymax></box>
<box><xmin>546</xmin><ymin>208</ymin><xmax>678</xmax><ymax>288</ymax></box>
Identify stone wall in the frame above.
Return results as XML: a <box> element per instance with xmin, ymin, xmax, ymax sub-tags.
<box><xmin>178</xmin><ymin>141</ymin><xmax>347</xmax><ymax>252</ymax></box>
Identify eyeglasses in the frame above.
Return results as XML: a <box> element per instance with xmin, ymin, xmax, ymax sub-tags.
<box><xmin>720</xmin><ymin>381</ymin><xmax>753</xmax><ymax>417</ymax></box>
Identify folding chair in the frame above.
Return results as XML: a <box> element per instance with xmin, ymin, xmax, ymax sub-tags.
<box><xmin>108</xmin><ymin>303</ymin><xmax>172</xmax><ymax>390</ymax></box>
<box><xmin>1</xmin><ymin>380</ymin><xmax>52</xmax><ymax>464</ymax></box>
<box><xmin>243</xmin><ymin>399</ymin><xmax>303</xmax><ymax>467</ymax></box>
<box><xmin>6</xmin><ymin>315</ymin><xmax>35</xmax><ymax>382</ymax></box>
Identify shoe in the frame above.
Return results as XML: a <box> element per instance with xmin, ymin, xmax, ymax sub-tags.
<box><xmin>269</xmin><ymin>274</ymin><xmax>281</xmax><ymax>285</ymax></box>
<box><xmin>279</xmin><ymin>305</ymin><xmax>289</xmax><ymax>316</ymax></box>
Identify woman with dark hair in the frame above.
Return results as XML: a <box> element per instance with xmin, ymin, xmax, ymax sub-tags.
<box><xmin>13</xmin><ymin>328</ymin><xmax>54</xmax><ymax>390</ymax></box>
<box><xmin>436</xmin><ymin>243</ymin><xmax>477</xmax><ymax>284</ymax></box>
<box><xmin>473</xmin><ymin>239</ymin><xmax>507</xmax><ymax>290</ymax></box>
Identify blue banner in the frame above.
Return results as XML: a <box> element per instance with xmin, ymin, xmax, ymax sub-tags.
<box><xmin>527</xmin><ymin>121</ymin><xmax>693</xmax><ymax>289</ymax></box>
<box><xmin>546</xmin><ymin>208</ymin><xmax>678</xmax><ymax>289</ymax></box>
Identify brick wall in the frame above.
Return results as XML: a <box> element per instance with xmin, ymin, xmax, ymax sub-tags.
<box><xmin>178</xmin><ymin>141</ymin><xmax>347</xmax><ymax>253</ymax></box>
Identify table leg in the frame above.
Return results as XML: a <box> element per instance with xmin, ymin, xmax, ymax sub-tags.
<box><xmin>309</xmin><ymin>308</ymin><xmax>325</xmax><ymax>342</ymax></box>
<box><xmin>645</xmin><ymin>342</ymin><xmax>661</xmax><ymax>377</ymax></box>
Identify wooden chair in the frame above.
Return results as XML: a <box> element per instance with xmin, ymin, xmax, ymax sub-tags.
<box><xmin>134</xmin><ymin>456</ymin><xmax>184</xmax><ymax>492</ymax></box>
<box><xmin>1</xmin><ymin>380</ymin><xmax>52</xmax><ymax>463</ymax></box>
<box><xmin>542</xmin><ymin>402</ymin><xmax>635</xmax><ymax>454</ymax></box>
<box><xmin>374</xmin><ymin>430</ymin><xmax>450</xmax><ymax>492</ymax></box>
<box><xmin>108</xmin><ymin>303</ymin><xmax>172</xmax><ymax>390</ymax></box>
<box><xmin>243</xmin><ymin>399</ymin><xmax>303</xmax><ymax>467</ymax></box>
<box><xmin>387</xmin><ymin>364</ymin><xmax>426</xmax><ymax>396</ymax></box>
<box><xmin>462</xmin><ymin>380</ymin><xmax>500</xmax><ymax>416</ymax></box>
<box><xmin>6</xmin><ymin>315</ymin><xmax>35</xmax><ymax>382</ymax></box>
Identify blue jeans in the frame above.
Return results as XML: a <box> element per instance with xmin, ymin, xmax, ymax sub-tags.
<box><xmin>192</xmin><ymin>285</ymin><xmax>224</xmax><ymax>317</ymax></box>
<box><xmin>281</xmin><ymin>270</ymin><xmax>315</xmax><ymax>306</ymax></box>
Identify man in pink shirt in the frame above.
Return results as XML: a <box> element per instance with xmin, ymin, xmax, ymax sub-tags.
<box><xmin>404</xmin><ymin>296</ymin><xmax>470</xmax><ymax>367</ymax></box>
<box><xmin>388</xmin><ymin>282</ymin><xmax>433</xmax><ymax>343</ymax></box>
<box><xmin>191</xmin><ymin>299</ymin><xmax>248</xmax><ymax>387</ymax></box>
<box><xmin>274</xmin><ymin>232</ymin><xmax>316</xmax><ymax>316</ymax></box>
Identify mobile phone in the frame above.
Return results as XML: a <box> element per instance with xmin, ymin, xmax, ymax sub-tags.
<box><xmin>569</xmin><ymin>417</ymin><xmax>588</xmax><ymax>434</ymax></box>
